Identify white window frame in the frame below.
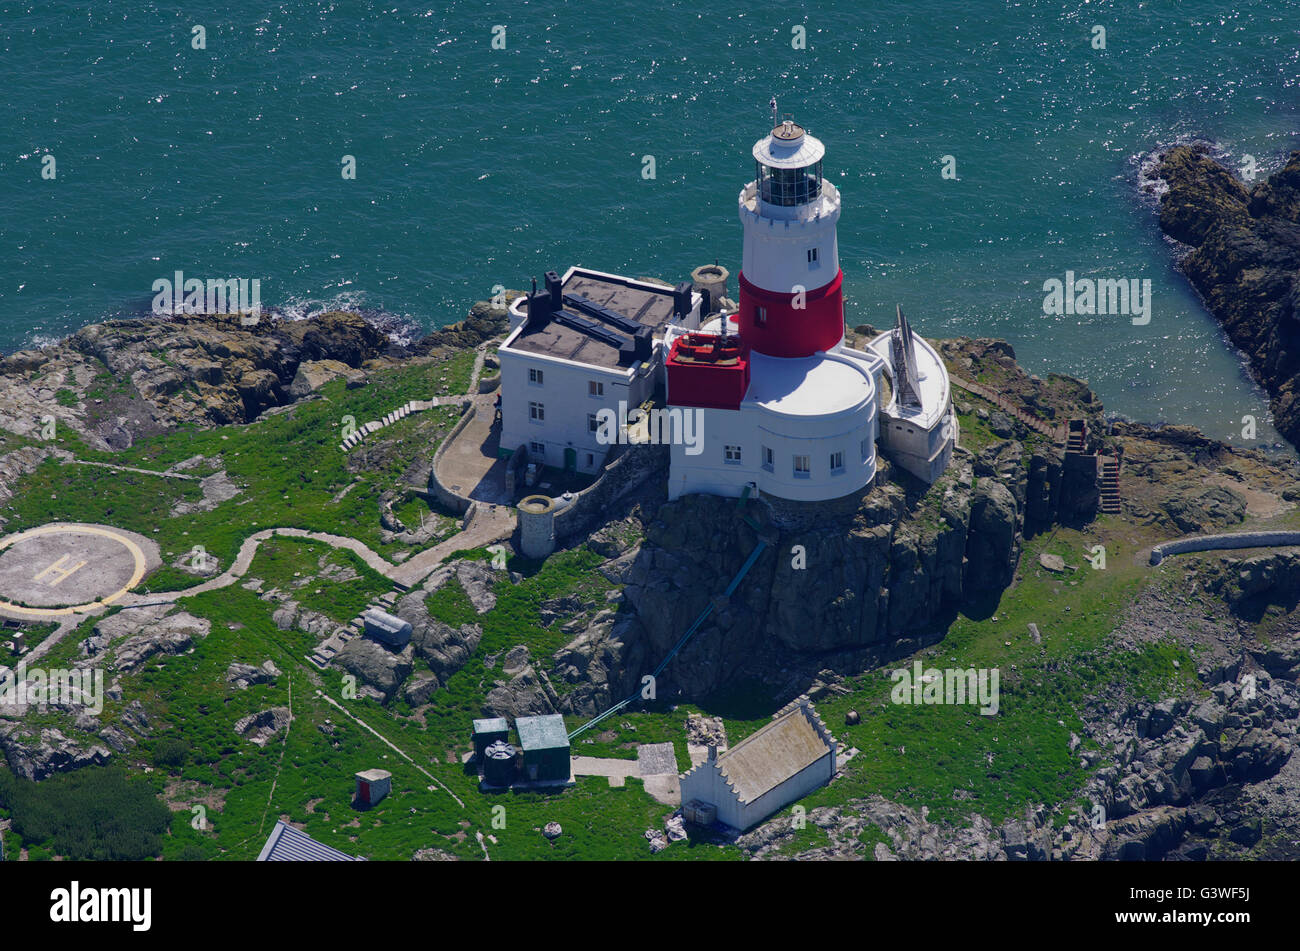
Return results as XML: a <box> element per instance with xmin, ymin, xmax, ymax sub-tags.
<box><xmin>761</xmin><ymin>445</ymin><xmax>774</xmax><ymax>472</ymax></box>
<box><xmin>793</xmin><ymin>454</ymin><xmax>811</xmax><ymax>478</ymax></box>
<box><xmin>529</xmin><ymin>401</ymin><xmax>545</xmax><ymax>423</ymax></box>
<box><xmin>588</xmin><ymin>380</ymin><xmax>604</xmax><ymax>398</ymax></box>
<box><xmin>529</xmin><ymin>441</ymin><xmax>545</xmax><ymax>457</ymax></box>
<box><xmin>807</xmin><ymin>247</ymin><xmax>819</xmax><ymax>264</ymax></box>
<box><xmin>528</xmin><ymin>367</ymin><xmax>544</xmax><ymax>385</ymax></box>
<box><xmin>724</xmin><ymin>444</ymin><xmax>742</xmax><ymax>465</ymax></box>
<box><xmin>587</xmin><ymin>413</ymin><xmax>600</xmax><ymax>434</ymax></box>
<box><xmin>755</xmin><ymin>306</ymin><xmax>767</xmax><ymax>325</ymax></box>
<box><xmin>830</xmin><ymin>450</ymin><xmax>845</xmax><ymax>474</ymax></box>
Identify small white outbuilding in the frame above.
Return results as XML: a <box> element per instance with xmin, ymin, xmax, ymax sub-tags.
<box><xmin>679</xmin><ymin>697</ymin><xmax>836</xmax><ymax>832</ymax></box>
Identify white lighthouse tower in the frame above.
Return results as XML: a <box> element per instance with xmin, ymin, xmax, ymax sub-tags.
<box><xmin>736</xmin><ymin>117</ymin><xmax>845</xmax><ymax>359</ymax></box>
<box><xmin>665</xmin><ymin>115</ymin><xmax>883</xmax><ymax>502</ymax></box>
<box><xmin>664</xmin><ymin>112</ymin><xmax>955</xmax><ymax>501</ymax></box>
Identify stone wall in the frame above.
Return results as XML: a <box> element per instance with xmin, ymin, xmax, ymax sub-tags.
<box><xmin>1150</xmin><ymin>531</ymin><xmax>1300</xmax><ymax>565</ymax></box>
<box><xmin>554</xmin><ymin>442</ymin><xmax>669</xmax><ymax>543</ymax></box>
<box><xmin>427</xmin><ymin>402</ymin><xmax>477</xmax><ymax>517</ymax></box>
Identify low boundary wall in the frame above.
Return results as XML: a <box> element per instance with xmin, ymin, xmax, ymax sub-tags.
<box><xmin>1150</xmin><ymin>531</ymin><xmax>1300</xmax><ymax>566</ymax></box>
<box><xmin>428</xmin><ymin>401</ymin><xmax>478</xmax><ymax>517</ymax></box>
<box><xmin>554</xmin><ymin>443</ymin><xmax>669</xmax><ymax>543</ymax></box>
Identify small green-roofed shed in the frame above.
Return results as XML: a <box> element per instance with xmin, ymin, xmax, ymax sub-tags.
<box><xmin>472</xmin><ymin>717</ymin><xmax>510</xmax><ymax>757</ymax></box>
<box><xmin>515</xmin><ymin>714</ymin><xmax>570</xmax><ymax>783</ymax></box>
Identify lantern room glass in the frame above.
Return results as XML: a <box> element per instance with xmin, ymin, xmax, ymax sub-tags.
<box><xmin>756</xmin><ymin>160</ymin><xmax>822</xmax><ymax>206</ymax></box>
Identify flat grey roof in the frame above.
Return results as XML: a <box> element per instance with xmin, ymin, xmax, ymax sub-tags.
<box><xmin>507</xmin><ymin>270</ymin><xmax>679</xmax><ymax>369</ymax></box>
<box><xmin>473</xmin><ymin>717</ymin><xmax>509</xmax><ymax>734</ymax></box>
<box><xmin>516</xmin><ymin>713</ymin><xmax>570</xmax><ymax>752</ymax></box>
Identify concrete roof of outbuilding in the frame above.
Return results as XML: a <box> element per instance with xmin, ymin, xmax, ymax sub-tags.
<box><xmin>516</xmin><ymin>713</ymin><xmax>570</xmax><ymax>751</ymax></box>
<box><xmin>717</xmin><ymin>707</ymin><xmax>832</xmax><ymax>805</ymax></box>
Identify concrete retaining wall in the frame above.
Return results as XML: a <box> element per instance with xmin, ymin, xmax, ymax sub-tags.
<box><xmin>428</xmin><ymin>401</ymin><xmax>477</xmax><ymax>517</ymax></box>
<box><xmin>554</xmin><ymin>443</ymin><xmax>669</xmax><ymax>543</ymax></box>
<box><xmin>1150</xmin><ymin>531</ymin><xmax>1300</xmax><ymax>566</ymax></box>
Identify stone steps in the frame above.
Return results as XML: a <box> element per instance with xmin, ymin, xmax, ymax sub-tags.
<box><xmin>337</xmin><ymin>400</ymin><xmax>433</xmax><ymax>452</ymax></box>
<box><xmin>1098</xmin><ymin>455</ymin><xmax>1122</xmax><ymax>514</ymax></box>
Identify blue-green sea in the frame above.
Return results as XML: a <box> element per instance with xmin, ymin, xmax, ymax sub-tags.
<box><xmin>2</xmin><ymin>1</ymin><xmax>1298</xmax><ymax>445</ymax></box>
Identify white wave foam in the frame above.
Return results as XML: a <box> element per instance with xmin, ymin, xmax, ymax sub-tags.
<box><xmin>273</xmin><ymin>291</ymin><xmax>425</xmax><ymax>347</ymax></box>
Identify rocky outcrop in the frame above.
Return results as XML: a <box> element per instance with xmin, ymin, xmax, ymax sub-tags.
<box><xmin>1204</xmin><ymin>551</ymin><xmax>1300</xmax><ymax>617</ymax></box>
<box><xmin>420</xmin><ymin>560</ymin><xmax>498</xmax><ymax>615</ymax></box>
<box><xmin>619</xmin><ymin>455</ymin><xmax>1028</xmax><ymax>699</ymax></box>
<box><xmin>0</xmin><ymin>725</ymin><xmax>113</xmax><ymax>781</ymax></box>
<box><xmin>483</xmin><ymin>664</ymin><xmax>560</xmax><ymax>719</ymax></box>
<box><xmin>1152</xmin><ymin>145</ymin><xmax>1300</xmax><ymax>447</ymax></box>
<box><xmin>335</xmin><ymin>639</ymin><xmax>415</xmax><ymax>701</ymax></box>
<box><xmin>0</xmin><ymin>310</ymin><xmax>390</xmax><ymax>449</ymax></box>
<box><xmin>226</xmin><ymin>660</ymin><xmax>281</xmax><ymax>690</ymax></box>
<box><xmin>551</xmin><ymin>609</ymin><xmax>651</xmax><ymax>718</ymax></box>
<box><xmin>233</xmin><ymin>707</ymin><xmax>292</xmax><ymax>747</ymax></box>
<box><xmin>81</xmin><ymin>605</ymin><xmax>210</xmax><ymax>672</ymax></box>
<box><xmin>406</xmin><ymin>298</ymin><xmax>512</xmax><ymax>358</ymax></box>
<box><xmin>286</xmin><ymin>359</ymin><xmax>367</xmax><ymax>400</ymax></box>
<box><xmin>750</xmin><ymin>651</ymin><xmax>1297</xmax><ymax>862</ymax></box>
<box><xmin>1160</xmin><ymin>485</ymin><xmax>1247</xmax><ymax>533</ymax></box>
<box><xmin>404</xmin><ymin>614</ymin><xmax>481</xmax><ymax>687</ymax></box>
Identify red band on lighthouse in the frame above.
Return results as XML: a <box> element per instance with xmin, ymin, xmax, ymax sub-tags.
<box><xmin>737</xmin><ymin>269</ymin><xmax>844</xmax><ymax>358</ymax></box>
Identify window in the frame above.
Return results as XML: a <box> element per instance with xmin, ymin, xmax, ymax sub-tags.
<box><xmin>529</xmin><ymin>441</ymin><xmax>545</xmax><ymax>457</ymax></box>
<box><xmin>807</xmin><ymin>247</ymin><xmax>819</xmax><ymax>264</ymax></box>
<box><xmin>724</xmin><ymin>444</ymin><xmax>742</xmax><ymax>464</ymax></box>
<box><xmin>830</xmin><ymin>450</ymin><xmax>845</xmax><ymax>474</ymax></box>
<box><xmin>761</xmin><ymin>445</ymin><xmax>774</xmax><ymax>472</ymax></box>
<box><xmin>529</xmin><ymin>401</ymin><xmax>545</xmax><ymax>422</ymax></box>
<box><xmin>756</xmin><ymin>159</ymin><xmax>823</xmax><ymax>207</ymax></box>
<box><xmin>528</xmin><ymin>367</ymin><xmax>544</xmax><ymax>385</ymax></box>
<box><xmin>587</xmin><ymin>413</ymin><xmax>600</xmax><ymax>433</ymax></box>
<box><xmin>585</xmin><ymin>453</ymin><xmax>595</xmax><ymax>468</ymax></box>
<box><xmin>589</xmin><ymin>380</ymin><xmax>604</xmax><ymax>398</ymax></box>
<box><xmin>860</xmin><ymin>437</ymin><xmax>870</xmax><ymax>461</ymax></box>
<box><xmin>755</xmin><ymin>306</ymin><xmax>767</xmax><ymax>326</ymax></box>
<box><xmin>793</xmin><ymin>454</ymin><xmax>811</xmax><ymax>478</ymax></box>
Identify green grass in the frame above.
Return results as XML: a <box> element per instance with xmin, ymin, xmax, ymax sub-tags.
<box><xmin>0</xmin><ymin>346</ymin><xmax>1233</xmax><ymax>860</ymax></box>
<box><xmin>2</xmin><ymin>353</ymin><xmax>474</xmax><ymax>596</ymax></box>
<box><xmin>235</xmin><ymin>536</ymin><xmax>394</xmax><ymax>624</ymax></box>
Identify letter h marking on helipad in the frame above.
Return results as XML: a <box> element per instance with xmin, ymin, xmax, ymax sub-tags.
<box><xmin>34</xmin><ymin>554</ymin><xmax>86</xmax><ymax>587</ymax></box>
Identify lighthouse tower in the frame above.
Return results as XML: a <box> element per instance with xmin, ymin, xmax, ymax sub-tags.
<box><xmin>665</xmin><ymin>114</ymin><xmax>894</xmax><ymax>503</ymax></box>
<box><xmin>737</xmin><ymin>118</ymin><xmax>844</xmax><ymax>359</ymax></box>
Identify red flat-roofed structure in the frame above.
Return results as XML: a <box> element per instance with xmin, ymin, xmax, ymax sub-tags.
<box><xmin>665</xmin><ymin>332</ymin><xmax>751</xmax><ymax>410</ymax></box>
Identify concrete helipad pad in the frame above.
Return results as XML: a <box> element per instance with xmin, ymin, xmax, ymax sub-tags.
<box><xmin>0</xmin><ymin>523</ymin><xmax>161</xmax><ymax>618</ymax></box>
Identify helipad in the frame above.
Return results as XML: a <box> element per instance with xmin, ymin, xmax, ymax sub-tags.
<box><xmin>0</xmin><ymin>523</ymin><xmax>162</xmax><ymax>619</ymax></box>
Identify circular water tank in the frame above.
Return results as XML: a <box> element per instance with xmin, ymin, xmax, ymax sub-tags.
<box><xmin>517</xmin><ymin>494</ymin><xmax>556</xmax><ymax>559</ymax></box>
<box><xmin>691</xmin><ymin>264</ymin><xmax>730</xmax><ymax>314</ymax></box>
<box><xmin>483</xmin><ymin>740</ymin><xmax>517</xmax><ymax>787</ymax></box>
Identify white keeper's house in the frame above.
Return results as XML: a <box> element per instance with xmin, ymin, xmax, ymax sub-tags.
<box><xmin>498</xmin><ymin>268</ymin><xmax>703</xmax><ymax>476</ymax></box>
<box><xmin>498</xmin><ymin>109</ymin><xmax>955</xmax><ymax>498</ymax></box>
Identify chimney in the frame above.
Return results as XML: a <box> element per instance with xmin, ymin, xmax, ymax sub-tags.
<box><xmin>634</xmin><ymin>325</ymin><xmax>653</xmax><ymax>361</ymax></box>
<box><xmin>706</xmin><ymin>743</ymin><xmax>717</xmax><ymax>763</ymax></box>
<box><xmin>526</xmin><ymin>277</ymin><xmax>552</xmax><ymax>328</ymax></box>
<box><xmin>673</xmin><ymin>281</ymin><xmax>693</xmax><ymax>317</ymax></box>
<box><xmin>545</xmin><ymin>270</ymin><xmax>562</xmax><ymax>309</ymax></box>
